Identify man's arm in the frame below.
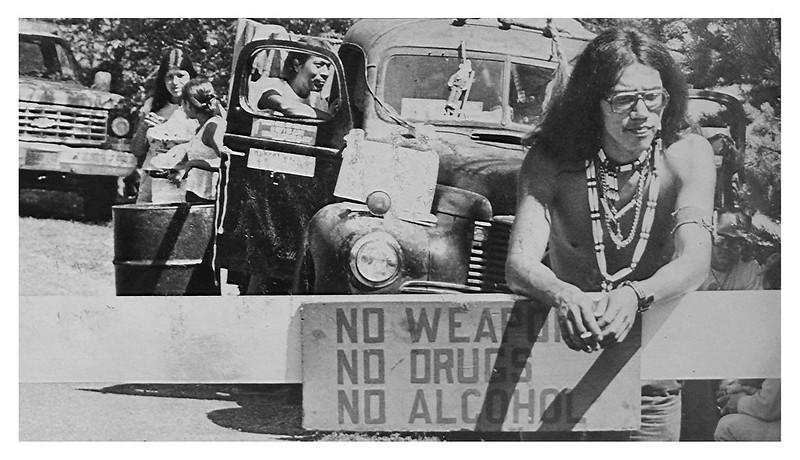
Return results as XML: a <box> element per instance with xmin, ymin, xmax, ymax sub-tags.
<box><xmin>506</xmin><ymin>149</ymin><xmax>602</xmax><ymax>350</ymax></box>
<box><xmin>638</xmin><ymin>134</ymin><xmax>716</xmax><ymax>302</ymax></box>
<box><xmin>258</xmin><ymin>89</ymin><xmax>325</xmax><ymax>119</ymax></box>
<box><xmin>738</xmin><ymin>379</ymin><xmax>781</xmax><ymax>421</ymax></box>
<box><xmin>599</xmin><ymin>134</ymin><xmax>715</xmax><ymax>343</ymax></box>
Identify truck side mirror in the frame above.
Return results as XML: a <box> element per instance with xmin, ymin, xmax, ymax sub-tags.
<box><xmin>92</xmin><ymin>71</ymin><xmax>112</xmax><ymax>92</ymax></box>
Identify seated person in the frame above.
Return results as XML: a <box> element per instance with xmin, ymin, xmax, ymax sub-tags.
<box><xmin>715</xmin><ymin>379</ymin><xmax>780</xmax><ymax>441</ymax></box>
<box><xmin>699</xmin><ymin>211</ymin><xmax>763</xmax><ymax>291</ymax></box>
<box><xmin>257</xmin><ymin>44</ymin><xmax>333</xmax><ymax>120</ymax></box>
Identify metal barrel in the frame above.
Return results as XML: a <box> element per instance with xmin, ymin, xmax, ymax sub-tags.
<box><xmin>113</xmin><ymin>203</ymin><xmax>220</xmax><ymax>296</ymax></box>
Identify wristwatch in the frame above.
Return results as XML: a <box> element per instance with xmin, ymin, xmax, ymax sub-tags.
<box><xmin>621</xmin><ymin>281</ymin><xmax>655</xmax><ymax>313</ymax></box>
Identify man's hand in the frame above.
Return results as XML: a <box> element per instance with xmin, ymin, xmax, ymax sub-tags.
<box><xmin>554</xmin><ymin>286</ymin><xmax>603</xmax><ymax>353</ymax></box>
<box><xmin>597</xmin><ymin>286</ymin><xmax>638</xmax><ymax>347</ymax></box>
<box><xmin>717</xmin><ymin>392</ymin><xmax>745</xmax><ymax>416</ymax></box>
<box><xmin>718</xmin><ymin>380</ymin><xmax>760</xmax><ymax>398</ymax></box>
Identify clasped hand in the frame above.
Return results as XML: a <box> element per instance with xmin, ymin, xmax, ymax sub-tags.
<box><xmin>555</xmin><ymin>285</ymin><xmax>638</xmax><ymax>353</ymax></box>
<box><xmin>715</xmin><ymin>380</ymin><xmax>759</xmax><ymax>416</ymax></box>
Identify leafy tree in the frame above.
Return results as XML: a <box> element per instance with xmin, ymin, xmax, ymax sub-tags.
<box><xmin>39</xmin><ymin>17</ymin><xmax>780</xmax><ymax>223</ymax></box>
<box><xmin>45</xmin><ymin>18</ymin><xmax>354</xmax><ymax>107</ymax></box>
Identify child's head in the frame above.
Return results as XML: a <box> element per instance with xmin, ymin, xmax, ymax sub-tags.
<box><xmin>182</xmin><ymin>79</ymin><xmax>219</xmax><ymax>119</ymax></box>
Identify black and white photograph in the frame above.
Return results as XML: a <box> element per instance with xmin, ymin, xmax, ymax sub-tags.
<box><xmin>15</xmin><ymin>10</ymin><xmax>783</xmax><ymax>446</ymax></box>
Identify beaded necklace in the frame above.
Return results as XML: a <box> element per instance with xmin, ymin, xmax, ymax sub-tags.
<box><xmin>598</xmin><ymin>158</ymin><xmax>650</xmax><ymax>248</ymax></box>
<box><xmin>596</xmin><ymin>147</ymin><xmax>650</xmax><ymax>203</ymax></box>
<box><xmin>586</xmin><ymin>140</ymin><xmax>661</xmax><ymax>292</ymax></box>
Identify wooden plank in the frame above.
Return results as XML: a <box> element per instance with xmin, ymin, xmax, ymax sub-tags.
<box><xmin>20</xmin><ymin>292</ymin><xmax>779</xmax><ymax>384</ymax></box>
<box><xmin>301</xmin><ymin>297</ymin><xmax>641</xmax><ymax>432</ymax></box>
<box><xmin>19</xmin><ymin>296</ymin><xmax>303</xmax><ymax>383</ymax></box>
<box><xmin>640</xmin><ymin>290</ymin><xmax>780</xmax><ymax>379</ymax></box>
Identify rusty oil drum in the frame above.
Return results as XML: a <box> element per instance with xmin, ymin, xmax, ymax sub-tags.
<box><xmin>113</xmin><ymin>203</ymin><xmax>220</xmax><ymax>295</ymax></box>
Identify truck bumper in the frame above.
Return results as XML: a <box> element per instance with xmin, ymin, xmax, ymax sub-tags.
<box><xmin>19</xmin><ymin>141</ymin><xmax>137</xmax><ymax>177</ymax></box>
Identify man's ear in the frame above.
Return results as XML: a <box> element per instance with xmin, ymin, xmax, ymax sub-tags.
<box><xmin>292</xmin><ymin>58</ymin><xmax>301</xmax><ymax>74</ymax></box>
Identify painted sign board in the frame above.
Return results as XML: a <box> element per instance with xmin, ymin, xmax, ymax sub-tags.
<box><xmin>301</xmin><ymin>297</ymin><xmax>641</xmax><ymax>432</ymax></box>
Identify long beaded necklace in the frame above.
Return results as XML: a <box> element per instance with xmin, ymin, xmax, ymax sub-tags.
<box><xmin>586</xmin><ymin>140</ymin><xmax>661</xmax><ymax>292</ymax></box>
<box><xmin>598</xmin><ymin>159</ymin><xmax>650</xmax><ymax>248</ymax></box>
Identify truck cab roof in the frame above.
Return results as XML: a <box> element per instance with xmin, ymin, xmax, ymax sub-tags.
<box><xmin>343</xmin><ymin>18</ymin><xmax>593</xmax><ymax>63</ymax></box>
<box><xmin>19</xmin><ymin>19</ymin><xmax>60</xmax><ymax>38</ymax></box>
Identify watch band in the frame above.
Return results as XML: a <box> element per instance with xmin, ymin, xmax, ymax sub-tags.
<box><xmin>621</xmin><ymin>280</ymin><xmax>655</xmax><ymax>313</ymax></box>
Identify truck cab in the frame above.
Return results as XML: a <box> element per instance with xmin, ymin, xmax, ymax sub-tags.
<box><xmin>19</xmin><ymin>20</ymin><xmax>136</xmax><ymax>219</ymax></box>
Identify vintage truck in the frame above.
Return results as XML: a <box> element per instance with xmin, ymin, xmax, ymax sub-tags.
<box><xmin>215</xmin><ymin>18</ymin><xmax>745</xmax><ymax>296</ymax></box>
<box><xmin>216</xmin><ymin>18</ymin><xmax>593</xmax><ymax>293</ymax></box>
<box><xmin>19</xmin><ymin>20</ymin><xmax>137</xmax><ymax>220</ymax></box>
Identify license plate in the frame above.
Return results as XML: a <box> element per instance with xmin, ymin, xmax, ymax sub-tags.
<box><xmin>247</xmin><ymin>148</ymin><xmax>316</xmax><ymax>177</ymax></box>
<box><xmin>24</xmin><ymin>150</ymin><xmax>60</xmax><ymax>169</ymax></box>
<box><xmin>251</xmin><ymin>119</ymin><xmax>317</xmax><ymax>145</ymax></box>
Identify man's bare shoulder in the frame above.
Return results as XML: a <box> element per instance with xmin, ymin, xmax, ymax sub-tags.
<box><xmin>662</xmin><ymin>133</ymin><xmax>715</xmax><ymax>178</ymax></box>
<box><xmin>519</xmin><ymin>147</ymin><xmax>560</xmax><ymax>204</ymax></box>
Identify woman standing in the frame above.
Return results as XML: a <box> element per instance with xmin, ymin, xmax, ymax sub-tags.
<box><xmin>131</xmin><ymin>48</ymin><xmax>199</xmax><ymax>203</ymax></box>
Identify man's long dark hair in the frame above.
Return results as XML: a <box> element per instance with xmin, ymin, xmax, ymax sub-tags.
<box><xmin>151</xmin><ymin>48</ymin><xmax>198</xmax><ymax>113</ymax></box>
<box><xmin>525</xmin><ymin>28</ymin><xmax>688</xmax><ymax>162</ymax></box>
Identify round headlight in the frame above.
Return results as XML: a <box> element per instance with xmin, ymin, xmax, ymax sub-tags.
<box><xmin>350</xmin><ymin>233</ymin><xmax>401</xmax><ymax>287</ymax></box>
<box><xmin>366</xmin><ymin>190</ymin><xmax>391</xmax><ymax>216</ymax></box>
<box><xmin>110</xmin><ymin>117</ymin><xmax>131</xmax><ymax>137</ymax></box>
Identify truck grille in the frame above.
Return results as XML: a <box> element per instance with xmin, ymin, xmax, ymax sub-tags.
<box><xmin>467</xmin><ymin>216</ymin><xmax>514</xmax><ymax>293</ymax></box>
<box><xmin>19</xmin><ymin>101</ymin><xmax>108</xmax><ymax>146</ymax></box>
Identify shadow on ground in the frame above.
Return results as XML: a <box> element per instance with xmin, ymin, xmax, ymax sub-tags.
<box><xmin>81</xmin><ymin>384</ymin><xmax>630</xmax><ymax>441</ymax></box>
<box><xmin>81</xmin><ymin>384</ymin><xmax>310</xmax><ymax>439</ymax></box>
<box><xmin>20</xmin><ymin>188</ymin><xmax>130</xmax><ymax>223</ymax></box>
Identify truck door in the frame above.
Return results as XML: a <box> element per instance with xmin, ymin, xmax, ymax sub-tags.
<box><xmin>216</xmin><ymin>38</ymin><xmax>352</xmax><ymax>293</ymax></box>
<box><xmin>687</xmin><ymin>89</ymin><xmax>747</xmax><ymax>210</ymax></box>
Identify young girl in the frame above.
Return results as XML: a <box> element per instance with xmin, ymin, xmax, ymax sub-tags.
<box><xmin>167</xmin><ymin>79</ymin><xmax>225</xmax><ymax>204</ymax></box>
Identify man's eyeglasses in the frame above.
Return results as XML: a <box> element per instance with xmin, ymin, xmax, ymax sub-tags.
<box><xmin>605</xmin><ymin>89</ymin><xmax>670</xmax><ymax>113</ymax></box>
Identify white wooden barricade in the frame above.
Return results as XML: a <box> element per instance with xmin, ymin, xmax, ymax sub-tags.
<box><xmin>20</xmin><ymin>291</ymin><xmax>779</xmax><ymax>384</ymax></box>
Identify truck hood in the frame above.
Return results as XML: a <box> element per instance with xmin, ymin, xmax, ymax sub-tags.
<box><xmin>426</xmin><ymin>130</ymin><xmax>525</xmax><ymax>215</ymax></box>
<box><xmin>19</xmin><ymin>77</ymin><xmax>123</xmax><ymax>109</ymax></box>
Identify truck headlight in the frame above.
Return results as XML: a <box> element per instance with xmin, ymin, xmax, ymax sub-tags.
<box><xmin>349</xmin><ymin>232</ymin><xmax>401</xmax><ymax>288</ymax></box>
<box><xmin>110</xmin><ymin>116</ymin><xmax>131</xmax><ymax>137</ymax></box>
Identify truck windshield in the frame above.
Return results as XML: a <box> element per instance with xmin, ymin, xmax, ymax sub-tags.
<box><xmin>383</xmin><ymin>54</ymin><xmax>555</xmax><ymax>128</ymax></box>
<box><xmin>19</xmin><ymin>35</ymin><xmax>80</xmax><ymax>82</ymax></box>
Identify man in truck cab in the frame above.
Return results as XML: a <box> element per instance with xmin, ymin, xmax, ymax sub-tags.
<box><xmin>506</xmin><ymin>28</ymin><xmax>716</xmax><ymax>440</ymax></box>
<box><xmin>256</xmin><ymin>52</ymin><xmax>333</xmax><ymax>119</ymax></box>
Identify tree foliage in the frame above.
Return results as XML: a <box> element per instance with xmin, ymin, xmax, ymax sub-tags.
<box><xmin>41</xmin><ymin>18</ymin><xmax>779</xmax><ymax>222</ymax></box>
<box><xmin>46</xmin><ymin>18</ymin><xmax>354</xmax><ymax>107</ymax></box>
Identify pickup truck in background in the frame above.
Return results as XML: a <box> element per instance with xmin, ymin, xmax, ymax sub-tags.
<box><xmin>19</xmin><ymin>19</ymin><xmax>137</xmax><ymax>220</ymax></box>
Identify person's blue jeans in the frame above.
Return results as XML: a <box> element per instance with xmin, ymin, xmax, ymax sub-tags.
<box><xmin>630</xmin><ymin>393</ymin><xmax>682</xmax><ymax>441</ymax></box>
